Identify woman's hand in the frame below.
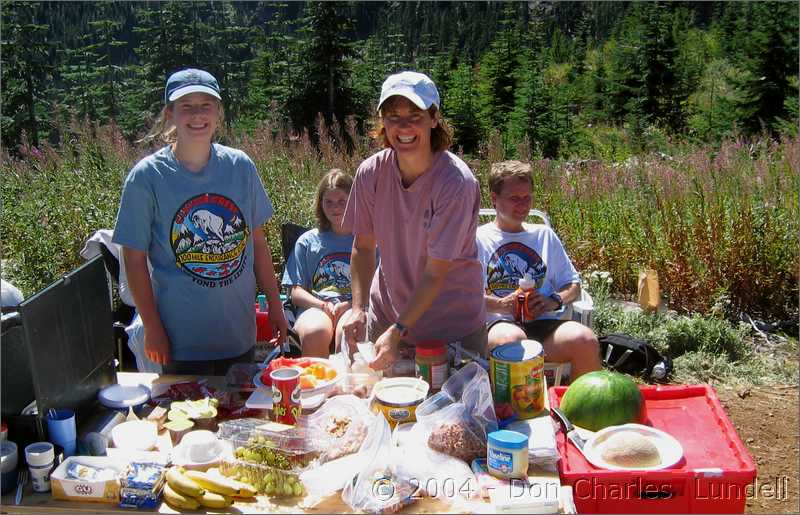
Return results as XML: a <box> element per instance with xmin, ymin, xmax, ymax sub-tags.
<box><xmin>369</xmin><ymin>325</ymin><xmax>402</xmax><ymax>371</ymax></box>
<box><xmin>332</xmin><ymin>301</ymin><xmax>351</xmax><ymax>324</ymax></box>
<box><xmin>342</xmin><ymin>308</ymin><xmax>367</xmax><ymax>343</ymax></box>
<box><xmin>321</xmin><ymin>301</ymin><xmax>336</xmax><ymax>321</ymax></box>
<box><xmin>144</xmin><ymin>321</ymin><xmax>171</xmax><ymax>365</ymax></box>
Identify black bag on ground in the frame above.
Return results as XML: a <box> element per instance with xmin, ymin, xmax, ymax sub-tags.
<box><xmin>599</xmin><ymin>333</ymin><xmax>672</xmax><ymax>382</ymax></box>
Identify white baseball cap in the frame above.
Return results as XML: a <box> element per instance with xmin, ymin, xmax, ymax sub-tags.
<box><xmin>378</xmin><ymin>71</ymin><xmax>440</xmax><ymax>112</ymax></box>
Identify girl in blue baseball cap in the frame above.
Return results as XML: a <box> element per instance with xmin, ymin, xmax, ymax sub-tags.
<box><xmin>112</xmin><ymin>68</ymin><xmax>288</xmax><ymax>374</ymax></box>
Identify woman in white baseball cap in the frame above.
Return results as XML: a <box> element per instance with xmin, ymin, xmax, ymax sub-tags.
<box><xmin>342</xmin><ymin>71</ymin><xmax>487</xmax><ymax>373</ymax></box>
<box><xmin>112</xmin><ymin>68</ymin><xmax>288</xmax><ymax>375</ymax></box>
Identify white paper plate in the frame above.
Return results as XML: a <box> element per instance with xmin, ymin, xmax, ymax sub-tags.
<box><xmin>98</xmin><ymin>384</ymin><xmax>150</xmax><ymax>410</ymax></box>
<box><xmin>582</xmin><ymin>423</ymin><xmax>684</xmax><ymax>471</ymax></box>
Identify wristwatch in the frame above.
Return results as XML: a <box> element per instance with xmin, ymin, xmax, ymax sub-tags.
<box><xmin>392</xmin><ymin>321</ymin><xmax>409</xmax><ymax>337</ymax></box>
<box><xmin>549</xmin><ymin>293</ymin><xmax>563</xmax><ymax>310</ymax></box>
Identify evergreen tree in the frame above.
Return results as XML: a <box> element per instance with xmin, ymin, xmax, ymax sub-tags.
<box><xmin>286</xmin><ymin>1</ymin><xmax>358</xmax><ymax>135</ymax></box>
<box><xmin>475</xmin><ymin>4</ymin><xmax>526</xmax><ymax>141</ymax></box>
<box><xmin>1</xmin><ymin>1</ymin><xmax>53</xmax><ymax>148</ymax></box>
<box><xmin>734</xmin><ymin>2</ymin><xmax>799</xmax><ymax>134</ymax></box>
<box><xmin>443</xmin><ymin>61</ymin><xmax>480</xmax><ymax>154</ymax></box>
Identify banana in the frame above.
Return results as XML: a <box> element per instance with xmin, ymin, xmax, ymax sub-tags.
<box><xmin>207</xmin><ymin>468</ymin><xmax>257</xmax><ymax>498</ymax></box>
<box><xmin>166</xmin><ymin>467</ymin><xmax>206</xmax><ymax>498</ymax></box>
<box><xmin>197</xmin><ymin>490</ymin><xmax>234</xmax><ymax>509</ymax></box>
<box><xmin>235</xmin><ymin>481</ymin><xmax>257</xmax><ymax>498</ymax></box>
<box><xmin>163</xmin><ymin>483</ymin><xmax>201</xmax><ymax>511</ymax></box>
<box><xmin>184</xmin><ymin>470</ymin><xmax>240</xmax><ymax>496</ymax></box>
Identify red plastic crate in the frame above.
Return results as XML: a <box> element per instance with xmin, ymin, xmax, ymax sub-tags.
<box><xmin>549</xmin><ymin>384</ymin><xmax>756</xmax><ymax>514</ymax></box>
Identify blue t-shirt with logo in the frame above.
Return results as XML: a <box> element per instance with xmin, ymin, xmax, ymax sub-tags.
<box><xmin>113</xmin><ymin>143</ymin><xmax>273</xmax><ymax>361</ymax></box>
<box><xmin>281</xmin><ymin>229</ymin><xmax>354</xmax><ymax>315</ymax></box>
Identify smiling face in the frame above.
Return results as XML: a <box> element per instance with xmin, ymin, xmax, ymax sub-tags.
<box><xmin>380</xmin><ymin>96</ymin><xmax>438</xmax><ymax>159</ymax></box>
<box><xmin>167</xmin><ymin>92</ymin><xmax>220</xmax><ymax>144</ymax></box>
<box><xmin>321</xmin><ymin>187</ymin><xmax>348</xmax><ymax>232</ymax></box>
<box><xmin>492</xmin><ymin>177</ymin><xmax>533</xmax><ymax>232</ymax></box>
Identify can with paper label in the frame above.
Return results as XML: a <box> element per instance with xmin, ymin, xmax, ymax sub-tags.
<box><xmin>490</xmin><ymin>340</ymin><xmax>544</xmax><ymax>419</ymax></box>
<box><xmin>270</xmin><ymin>368</ymin><xmax>302</xmax><ymax>425</ymax></box>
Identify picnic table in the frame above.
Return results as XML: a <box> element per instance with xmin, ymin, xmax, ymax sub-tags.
<box><xmin>2</xmin><ymin>373</ymin><xmax>568</xmax><ymax>514</ymax></box>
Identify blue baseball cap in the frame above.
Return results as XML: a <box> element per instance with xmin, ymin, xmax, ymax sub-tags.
<box><xmin>164</xmin><ymin>69</ymin><xmax>221</xmax><ymax>103</ymax></box>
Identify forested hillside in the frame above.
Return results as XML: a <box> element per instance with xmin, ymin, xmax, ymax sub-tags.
<box><xmin>2</xmin><ymin>1</ymin><xmax>798</xmax><ymax>157</ymax></box>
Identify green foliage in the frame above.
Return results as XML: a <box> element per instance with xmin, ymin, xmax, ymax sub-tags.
<box><xmin>733</xmin><ymin>2</ymin><xmax>800</xmax><ymax>135</ymax></box>
<box><xmin>284</xmin><ymin>1</ymin><xmax>360</xmax><ymax>138</ymax></box>
<box><xmin>591</xmin><ymin>298</ymin><xmax>798</xmax><ymax>386</ymax></box>
<box><xmin>1</xmin><ymin>1</ymin><xmax>53</xmax><ymax>148</ymax></box>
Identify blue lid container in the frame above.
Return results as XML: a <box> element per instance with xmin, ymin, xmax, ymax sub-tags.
<box><xmin>488</xmin><ymin>429</ymin><xmax>529</xmax><ymax>450</ymax></box>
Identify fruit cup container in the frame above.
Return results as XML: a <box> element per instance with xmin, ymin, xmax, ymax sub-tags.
<box><xmin>219</xmin><ymin>456</ymin><xmax>307</xmax><ymax>498</ymax></box>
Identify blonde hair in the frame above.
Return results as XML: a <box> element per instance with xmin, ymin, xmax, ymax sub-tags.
<box><xmin>369</xmin><ymin>97</ymin><xmax>453</xmax><ymax>153</ymax></box>
<box><xmin>488</xmin><ymin>160</ymin><xmax>533</xmax><ymax>194</ymax></box>
<box><xmin>314</xmin><ymin>169</ymin><xmax>354</xmax><ymax>231</ymax></box>
<box><xmin>137</xmin><ymin>100</ymin><xmax>225</xmax><ymax>145</ymax></box>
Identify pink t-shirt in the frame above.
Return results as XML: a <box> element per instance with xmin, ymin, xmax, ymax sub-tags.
<box><xmin>343</xmin><ymin>149</ymin><xmax>486</xmax><ymax>343</ymax></box>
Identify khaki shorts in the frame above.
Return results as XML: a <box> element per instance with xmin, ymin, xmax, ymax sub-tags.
<box><xmin>367</xmin><ymin>309</ymin><xmax>488</xmax><ymax>359</ymax></box>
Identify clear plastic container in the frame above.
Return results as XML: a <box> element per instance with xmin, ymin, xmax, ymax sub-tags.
<box><xmin>217</xmin><ymin>418</ymin><xmax>322</xmax><ymax>472</ymax></box>
<box><xmin>219</xmin><ymin>456</ymin><xmax>306</xmax><ymax>498</ymax></box>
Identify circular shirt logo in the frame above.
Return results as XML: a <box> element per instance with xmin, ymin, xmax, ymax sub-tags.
<box><xmin>171</xmin><ymin>193</ymin><xmax>248</xmax><ymax>281</ymax></box>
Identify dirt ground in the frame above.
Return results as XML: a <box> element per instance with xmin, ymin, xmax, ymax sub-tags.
<box><xmin>716</xmin><ymin>385</ymin><xmax>799</xmax><ymax>514</ymax></box>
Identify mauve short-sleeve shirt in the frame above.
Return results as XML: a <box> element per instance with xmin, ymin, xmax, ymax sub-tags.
<box><xmin>343</xmin><ymin>149</ymin><xmax>486</xmax><ymax>343</ymax></box>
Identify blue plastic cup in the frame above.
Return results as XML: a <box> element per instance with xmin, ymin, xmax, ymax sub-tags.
<box><xmin>45</xmin><ymin>409</ymin><xmax>76</xmax><ymax>458</ymax></box>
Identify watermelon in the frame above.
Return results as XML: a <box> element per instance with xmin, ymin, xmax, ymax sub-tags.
<box><xmin>559</xmin><ymin>370</ymin><xmax>646</xmax><ymax>431</ymax></box>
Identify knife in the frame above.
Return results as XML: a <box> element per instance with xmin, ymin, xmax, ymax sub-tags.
<box><xmin>551</xmin><ymin>407</ymin><xmax>590</xmax><ymax>457</ymax></box>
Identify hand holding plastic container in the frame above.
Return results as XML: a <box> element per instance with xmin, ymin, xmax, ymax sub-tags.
<box><xmin>514</xmin><ymin>273</ymin><xmax>541</xmax><ymax>322</ymax></box>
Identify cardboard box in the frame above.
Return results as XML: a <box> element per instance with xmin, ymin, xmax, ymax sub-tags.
<box><xmin>51</xmin><ymin>456</ymin><xmax>124</xmax><ymax>503</ymax></box>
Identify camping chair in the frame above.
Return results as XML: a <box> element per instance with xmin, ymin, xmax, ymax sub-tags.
<box><xmin>478</xmin><ymin>208</ymin><xmax>595</xmax><ymax>386</ymax></box>
<box><xmin>278</xmin><ymin>222</ymin><xmax>312</xmax><ymax>358</ymax></box>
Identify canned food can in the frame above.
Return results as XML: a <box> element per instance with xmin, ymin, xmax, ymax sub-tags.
<box><xmin>270</xmin><ymin>368</ymin><xmax>302</xmax><ymax>425</ymax></box>
<box><xmin>490</xmin><ymin>340</ymin><xmax>545</xmax><ymax>420</ymax></box>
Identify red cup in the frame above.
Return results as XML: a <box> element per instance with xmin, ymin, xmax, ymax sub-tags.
<box><xmin>254</xmin><ymin>303</ymin><xmax>273</xmax><ymax>342</ymax></box>
<box><xmin>270</xmin><ymin>368</ymin><xmax>301</xmax><ymax>425</ymax></box>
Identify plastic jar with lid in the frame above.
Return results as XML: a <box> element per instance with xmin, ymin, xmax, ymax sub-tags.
<box><xmin>487</xmin><ymin>430</ymin><xmax>529</xmax><ymax>479</ymax></box>
<box><xmin>25</xmin><ymin>442</ymin><xmax>55</xmax><ymax>493</ymax></box>
<box><xmin>415</xmin><ymin>340</ymin><xmax>449</xmax><ymax>392</ymax></box>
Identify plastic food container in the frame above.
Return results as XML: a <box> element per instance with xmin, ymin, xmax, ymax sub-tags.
<box><xmin>415</xmin><ymin>340</ymin><xmax>449</xmax><ymax>392</ymax></box>
<box><xmin>219</xmin><ymin>456</ymin><xmax>306</xmax><ymax>498</ymax></box>
<box><xmin>550</xmin><ymin>384</ymin><xmax>757</xmax><ymax>514</ymax></box>
<box><xmin>372</xmin><ymin>377</ymin><xmax>429</xmax><ymax>427</ymax></box>
<box><xmin>487</xmin><ymin>430</ymin><xmax>529</xmax><ymax>479</ymax></box>
<box><xmin>217</xmin><ymin>418</ymin><xmax>322</xmax><ymax>473</ymax></box>
<box><xmin>0</xmin><ymin>441</ymin><xmax>18</xmax><ymax>495</ymax></box>
<box><xmin>98</xmin><ymin>384</ymin><xmax>151</xmax><ymax>411</ymax></box>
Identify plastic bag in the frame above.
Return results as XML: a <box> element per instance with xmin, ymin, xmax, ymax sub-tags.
<box><xmin>308</xmin><ymin>394</ymin><xmax>374</xmax><ymax>462</ymax></box>
<box><xmin>299</xmin><ymin>452</ymin><xmax>372</xmax><ymax>507</ymax></box>
<box><xmin>341</xmin><ymin>414</ymin><xmax>418</xmax><ymax>514</ymax></box>
<box><xmin>394</xmin><ymin>422</ymin><xmax>479</xmax><ymax>502</ymax></box>
<box><xmin>414</xmin><ymin>362</ymin><xmax>497</xmax><ymax>464</ymax></box>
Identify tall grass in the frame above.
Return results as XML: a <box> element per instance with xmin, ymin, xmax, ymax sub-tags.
<box><xmin>2</xmin><ymin>117</ymin><xmax>797</xmax><ymax>323</ymax></box>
